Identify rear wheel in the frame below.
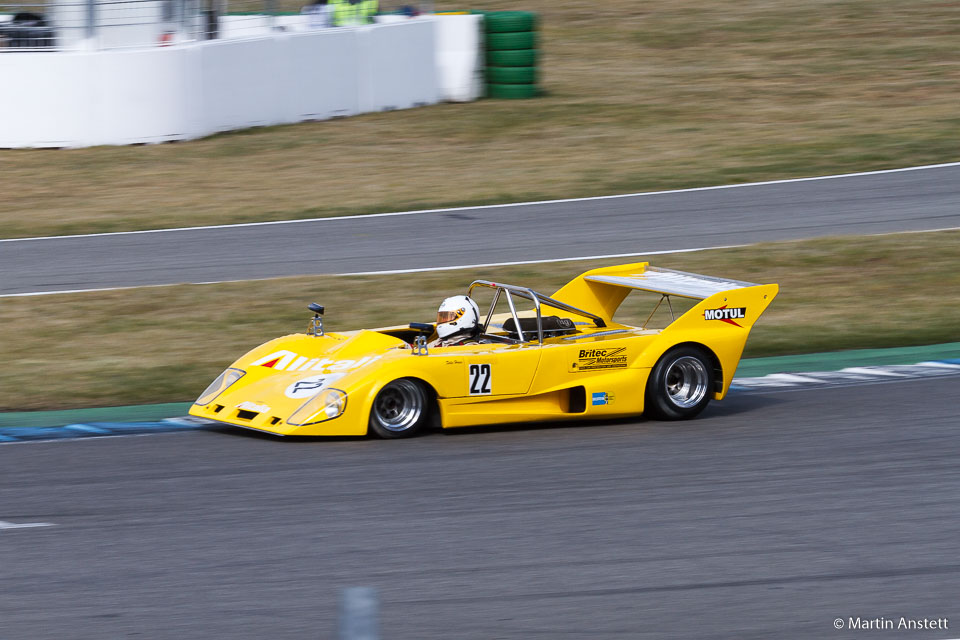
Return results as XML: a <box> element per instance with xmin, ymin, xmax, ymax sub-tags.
<box><xmin>369</xmin><ymin>378</ymin><xmax>429</xmax><ymax>438</ymax></box>
<box><xmin>645</xmin><ymin>346</ymin><xmax>714</xmax><ymax>420</ymax></box>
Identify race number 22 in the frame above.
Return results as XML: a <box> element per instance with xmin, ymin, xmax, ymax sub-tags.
<box><xmin>469</xmin><ymin>364</ymin><xmax>492</xmax><ymax>395</ymax></box>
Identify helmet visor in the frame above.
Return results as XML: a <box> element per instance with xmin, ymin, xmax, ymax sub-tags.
<box><xmin>437</xmin><ymin>310</ymin><xmax>460</xmax><ymax>324</ymax></box>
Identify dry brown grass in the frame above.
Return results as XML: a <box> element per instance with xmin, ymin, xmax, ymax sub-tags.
<box><xmin>1</xmin><ymin>0</ymin><xmax>958</xmax><ymax>237</ymax></box>
<box><xmin>2</xmin><ymin>230</ymin><xmax>958</xmax><ymax>410</ymax></box>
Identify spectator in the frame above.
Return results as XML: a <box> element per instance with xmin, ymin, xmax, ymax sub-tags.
<box><xmin>362</xmin><ymin>0</ymin><xmax>379</xmax><ymax>22</ymax></box>
<box><xmin>301</xmin><ymin>0</ymin><xmax>334</xmax><ymax>28</ymax></box>
<box><xmin>331</xmin><ymin>0</ymin><xmax>377</xmax><ymax>27</ymax></box>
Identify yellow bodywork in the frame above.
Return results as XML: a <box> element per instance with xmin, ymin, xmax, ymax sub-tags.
<box><xmin>189</xmin><ymin>262</ymin><xmax>778</xmax><ymax>436</ymax></box>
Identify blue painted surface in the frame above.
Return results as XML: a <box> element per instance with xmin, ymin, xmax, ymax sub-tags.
<box><xmin>0</xmin><ymin>419</ymin><xmax>212</xmax><ymax>443</ymax></box>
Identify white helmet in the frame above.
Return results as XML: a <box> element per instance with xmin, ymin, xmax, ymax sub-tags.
<box><xmin>436</xmin><ymin>295</ymin><xmax>480</xmax><ymax>341</ymax></box>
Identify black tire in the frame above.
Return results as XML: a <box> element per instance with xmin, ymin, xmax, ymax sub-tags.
<box><xmin>486</xmin><ymin>49</ymin><xmax>538</xmax><ymax>67</ymax></box>
<box><xmin>486</xmin><ymin>31</ymin><xmax>537</xmax><ymax>51</ymax></box>
<box><xmin>644</xmin><ymin>346</ymin><xmax>714</xmax><ymax>420</ymax></box>
<box><xmin>369</xmin><ymin>378</ymin><xmax>429</xmax><ymax>438</ymax></box>
<box><xmin>486</xmin><ymin>66</ymin><xmax>537</xmax><ymax>85</ymax></box>
<box><xmin>483</xmin><ymin>11</ymin><xmax>538</xmax><ymax>33</ymax></box>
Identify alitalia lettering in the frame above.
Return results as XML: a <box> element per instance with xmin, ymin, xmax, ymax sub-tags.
<box><xmin>703</xmin><ymin>306</ymin><xmax>747</xmax><ymax>327</ymax></box>
<box><xmin>250</xmin><ymin>350</ymin><xmax>298</xmax><ymax>370</ymax></box>
<box><xmin>250</xmin><ymin>351</ymin><xmax>380</xmax><ymax>372</ymax></box>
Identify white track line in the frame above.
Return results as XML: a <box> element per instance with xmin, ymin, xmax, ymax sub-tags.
<box><xmin>763</xmin><ymin>373</ymin><xmax>822</xmax><ymax>384</ymax></box>
<box><xmin>337</xmin><ymin>225</ymin><xmax>960</xmax><ymax>277</ymax></box>
<box><xmin>334</xmin><ymin>245</ymin><xmax>735</xmax><ymax>276</ymax></box>
<box><xmin>917</xmin><ymin>361</ymin><xmax>960</xmax><ymax>369</ymax></box>
<box><xmin>4</xmin><ymin>224</ymin><xmax>960</xmax><ymax>298</ymax></box>
<box><xmin>3</xmin><ymin>161</ymin><xmax>959</xmax><ymax>243</ymax></box>
<box><xmin>841</xmin><ymin>367</ymin><xmax>908</xmax><ymax>378</ymax></box>
<box><xmin>0</xmin><ymin>246</ymin><xmax>737</xmax><ymax>299</ymax></box>
<box><xmin>0</xmin><ymin>520</ymin><xmax>55</xmax><ymax>529</ymax></box>
<box><xmin>0</xmin><ymin>282</ymin><xmax>193</xmax><ymax>299</ymax></box>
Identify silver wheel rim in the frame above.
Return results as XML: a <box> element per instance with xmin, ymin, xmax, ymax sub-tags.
<box><xmin>373</xmin><ymin>379</ymin><xmax>424</xmax><ymax>432</ymax></box>
<box><xmin>664</xmin><ymin>356</ymin><xmax>708</xmax><ymax>409</ymax></box>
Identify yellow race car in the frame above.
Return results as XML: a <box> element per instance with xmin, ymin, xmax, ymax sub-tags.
<box><xmin>189</xmin><ymin>262</ymin><xmax>778</xmax><ymax>438</ymax></box>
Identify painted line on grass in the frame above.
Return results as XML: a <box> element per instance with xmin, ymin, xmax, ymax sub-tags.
<box><xmin>4</xmin><ymin>161</ymin><xmax>960</xmax><ymax>243</ymax></box>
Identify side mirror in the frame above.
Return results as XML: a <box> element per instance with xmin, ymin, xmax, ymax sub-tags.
<box><xmin>409</xmin><ymin>323</ymin><xmax>433</xmax><ymax>356</ymax></box>
<box><xmin>308</xmin><ymin>303</ymin><xmax>325</xmax><ymax>336</ymax></box>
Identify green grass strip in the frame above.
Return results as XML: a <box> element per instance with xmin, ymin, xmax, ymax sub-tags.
<box><xmin>0</xmin><ymin>403</ymin><xmax>192</xmax><ymax>429</ymax></box>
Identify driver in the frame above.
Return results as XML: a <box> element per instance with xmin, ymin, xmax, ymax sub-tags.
<box><xmin>430</xmin><ymin>295</ymin><xmax>481</xmax><ymax>347</ymax></box>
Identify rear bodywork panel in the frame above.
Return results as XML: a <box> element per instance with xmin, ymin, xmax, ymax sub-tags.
<box><xmin>189</xmin><ymin>262</ymin><xmax>778</xmax><ymax>435</ymax></box>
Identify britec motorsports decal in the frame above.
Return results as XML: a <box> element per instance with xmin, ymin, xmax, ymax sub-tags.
<box><xmin>571</xmin><ymin>347</ymin><xmax>628</xmax><ymax>372</ymax></box>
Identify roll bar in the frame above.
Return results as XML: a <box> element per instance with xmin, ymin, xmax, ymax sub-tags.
<box><xmin>467</xmin><ymin>280</ymin><xmax>606</xmax><ymax>344</ymax></box>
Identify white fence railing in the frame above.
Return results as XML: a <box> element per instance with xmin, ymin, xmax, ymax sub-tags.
<box><xmin>0</xmin><ymin>0</ymin><xmax>434</xmax><ymax>51</ymax></box>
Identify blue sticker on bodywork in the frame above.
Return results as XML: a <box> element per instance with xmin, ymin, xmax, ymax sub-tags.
<box><xmin>592</xmin><ymin>392</ymin><xmax>608</xmax><ymax>406</ymax></box>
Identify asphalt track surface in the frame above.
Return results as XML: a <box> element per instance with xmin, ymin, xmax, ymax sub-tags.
<box><xmin>2</xmin><ymin>376</ymin><xmax>958</xmax><ymax>639</ymax></box>
<box><xmin>3</xmin><ymin>163</ymin><xmax>960</xmax><ymax>296</ymax></box>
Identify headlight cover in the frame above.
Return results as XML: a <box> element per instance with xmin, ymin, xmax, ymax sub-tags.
<box><xmin>195</xmin><ymin>368</ymin><xmax>245</xmax><ymax>406</ymax></box>
<box><xmin>288</xmin><ymin>388</ymin><xmax>347</xmax><ymax>426</ymax></box>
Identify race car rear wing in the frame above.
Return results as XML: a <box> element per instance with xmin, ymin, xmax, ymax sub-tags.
<box><xmin>584</xmin><ymin>267</ymin><xmax>757</xmax><ymax>300</ymax></box>
<box><xmin>551</xmin><ymin>261</ymin><xmax>776</xmax><ymax>324</ymax></box>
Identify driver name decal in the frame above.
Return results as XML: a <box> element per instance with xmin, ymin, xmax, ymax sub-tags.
<box><xmin>570</xmin><ymin>347</ymin><xmax>628</xmax><ymax>372</ymax></box>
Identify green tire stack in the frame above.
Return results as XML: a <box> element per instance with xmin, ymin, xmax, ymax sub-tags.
<box><xmin>483</xmin><ymin>11</ymin><xmax>539</xmax><ymax>99</ymax></box>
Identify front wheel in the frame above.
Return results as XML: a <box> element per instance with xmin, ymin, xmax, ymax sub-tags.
<box><xmin>645</xmin><ymin>347</ymin><xmax>714</xmax><ymax>420</ymax></box>
<box><xmin>369</xmin><ymin>378</ymin><xmax>429</xmax><ymax>439</ymax></box>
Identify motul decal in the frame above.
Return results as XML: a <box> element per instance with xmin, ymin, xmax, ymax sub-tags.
<box><xmin>249</xmin><ymin>351</ymin><xmax>380</xmax><ymax>372</ymax></box>
<box><xmin>703</xmin><ymin>305</ymin><xmax>746</xmax><ymax>327</ymax></box>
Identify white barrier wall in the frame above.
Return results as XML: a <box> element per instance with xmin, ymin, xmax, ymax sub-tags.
<box><xmin>0</xmin><ymin>18</ymin><xmax>441</xmax><ymax>148</ymax></box>
<box><xmin>434</xmin><ymin>13</ymin><xmax>483</xmax><ymax>103</ymax></box>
